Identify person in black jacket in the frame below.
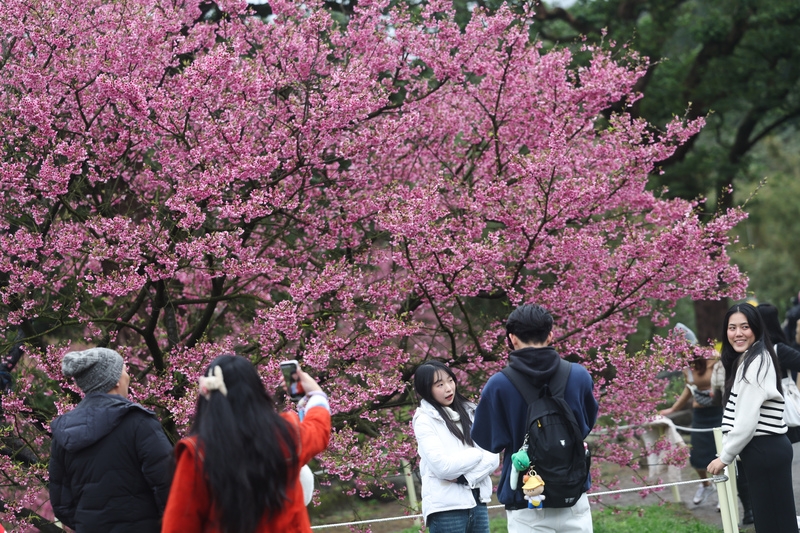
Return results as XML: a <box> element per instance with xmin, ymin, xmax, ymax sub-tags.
<box><xmin>758</xmin><ymin>303</ymin><xmax>800</xmax><ymax>440</ymax></box>
<box><xmin>783</xmin><ymin>294</ymin><xmax>800</xmax><ymax>350</ymax></box>
<box><xmin>49</xmin><ymin>347</ymin><xmax>173</xmax><ymax>533</ymax></box>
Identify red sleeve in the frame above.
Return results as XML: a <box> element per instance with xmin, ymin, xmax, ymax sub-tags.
<box><xmin>282</xmin><ymin>406</ymin><xmax>331</xmax><ymax>465</ymax></box>
<box><xmin>161</xmin><ymin>438</ymin><xmax>210</xmax><ymax>532</ymax></box>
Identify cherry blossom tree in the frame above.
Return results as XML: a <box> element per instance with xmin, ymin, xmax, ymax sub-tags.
<box><xmin>0</xmin><ymin>0</ymin><xmax>746</xmax><ymax>528</ymax></box>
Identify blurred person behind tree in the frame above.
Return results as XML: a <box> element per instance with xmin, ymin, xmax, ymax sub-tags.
<box><xmin>784</xmin><ymin>292</ymin><xmax>800</xmax><ymax>350</ymax></box>
<box><xmin>659</xmin><ymin>323</ymin><xmax>721</xmax><ymax>507</ymax></box>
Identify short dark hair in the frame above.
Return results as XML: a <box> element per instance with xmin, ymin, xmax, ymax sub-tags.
<box><xmin>506</xmin><ymin>304</ymin><xmax>553</xmax><ymax>344</ymax></box>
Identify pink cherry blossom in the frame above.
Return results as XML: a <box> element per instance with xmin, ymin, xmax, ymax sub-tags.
<box><xmin>0</xmin><ymin>0</ymin><xmax>746</xmax><ymax>527</ymax></box>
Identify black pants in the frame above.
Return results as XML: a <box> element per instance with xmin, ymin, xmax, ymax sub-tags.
<box><xmin>739</xmin><ymin>434</ymin><xmax>797</xmax><ymax>533</ymax></box>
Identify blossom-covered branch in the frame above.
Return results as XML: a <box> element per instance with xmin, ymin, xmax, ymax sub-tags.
<box><xmin>0</xmin><ymin>0</ymin><xmax>745</xmax><ymax>527</ymax></box>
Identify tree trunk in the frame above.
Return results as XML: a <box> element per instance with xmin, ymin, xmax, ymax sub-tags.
<box><xmin>694</xmin><ymin>299</ymin><xmax>730</xmax><ymax>347</ymax></box>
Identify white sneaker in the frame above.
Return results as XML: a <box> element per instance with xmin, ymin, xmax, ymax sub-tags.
<box><xmin>692</xmin><ymin>484</ymin><xmax>714</xmax><ymax>505</ymax></box>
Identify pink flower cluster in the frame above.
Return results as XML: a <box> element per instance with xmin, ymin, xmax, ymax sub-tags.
<box><xmin>0</xmin><ymin>0</ymin><xmax>746</xmax><ymax>526</ymax></box>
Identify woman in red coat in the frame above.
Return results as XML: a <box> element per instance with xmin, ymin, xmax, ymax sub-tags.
<box><xmin>162</xmin><ymin>355</ymin><xmax>331</xmax><ymax>533</ymax></box>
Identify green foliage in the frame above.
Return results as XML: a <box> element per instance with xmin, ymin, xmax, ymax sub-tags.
<box><xmin>659</xmin><ymin>372</ymin><xmax>689</xmax><ymax>411</ymax></box>
<box><xmin>731</xmin><ymin>133</ymin><xmax>800</xmax><ymax>316</ymax></box>
<box><xmin>627</xmin><ymin>298</ymin><xmax>697</xmax><ymax>355</ymax></box>
<box><xmin>530</xmin><ymin>0</ymin><xmax>800</xmax><ymax>333</ymax></box>
<box><xmin>453</xmin><ymin>0</ymin><xmax>800</xmax><ymax>235</ymax></box>
<box><xmin>489</xmin><ymin>516</ymin><xmax>507</xmax><ymax>533</ymax></box>
<box><xmin>593</xmin><ymin>504</ymin><xmax>723</xmax><ymax>533</ymax></box>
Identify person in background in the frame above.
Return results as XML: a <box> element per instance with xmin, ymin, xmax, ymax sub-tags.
<box><xmin>659</xmin><ymin>329</ymin><xmax>722</xmax><ymax>509</ymax></box>
<box><xmin>161</xmin><ymin>355</ymin><xmax>330</xmax><ymax>533</ymax></box>
<box><xmin>757</xmin><ymin>302</ymin><xmax>800</xmax><ymax>443</ymax></box>
<box><xmin>412</xmin><ymin>361</ymin><xmax>498</xmax><ymax>533</ymax></box>
<box><xmin>729</xmin><ymin>302</ymin><xmax>800</xmax><ymax>526</ymax></box>
<box><xmin>49</xmin><ymin>347</ymin><xmax>173</xmax><ymax>532</ymax></box>
<box><xmin>784</xmin><ymin>292</ymin><xmax>800</xmax><ymax>350</ymax></box>
<box><xmin>796</xmin><ymin>320</ymin><xmax>800</xmax><ymax>348</ymax></box>
<box><xmin>472</xmin><ymin>304</ymin><xmax>598</xmax><ymax>533</ymax></box>
<box><xmin>707</xmin><ymin>303</ymin><xmax>797</xmax><ymax>533</ymax></box>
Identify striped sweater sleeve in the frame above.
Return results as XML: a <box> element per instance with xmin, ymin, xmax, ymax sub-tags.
<box><xmin>719</xmin><ymin>349</ymin><xmax>786</xmax><ymax>465</ymax></box>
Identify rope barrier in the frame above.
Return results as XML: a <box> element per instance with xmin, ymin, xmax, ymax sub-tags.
<box><xmin>671</xmin><ymin>424</ymin><xmax>716</xmax><ymax>432</ymax></box>
<box><xmin>588</xmin><ymin>475</ymin><xmax>728</xmax><ymax>498</ymax></box>
<box><xmin>311</xmin><ymin>424</ymin><xmax>731</xmax><ymax>530</ymax></box>
<box><xmin>311</xmin><ymin>513</ymin><xmax>423</xmax><ymax>530</ymax></box>
<box><xmin>594</xmin><ymin>423</ymin><xmax>716</xmax><ymax>433</ymax></box>
<box><xmin>309</xmin><ymin>476</ymin><xmax>729</xmax><ymax>530</ymax></box>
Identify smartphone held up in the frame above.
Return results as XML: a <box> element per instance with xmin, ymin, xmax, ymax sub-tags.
<box><xmin>280</xmin><ymin>360</ymin><xmax>305</xmax><ymax>401</ymax></box>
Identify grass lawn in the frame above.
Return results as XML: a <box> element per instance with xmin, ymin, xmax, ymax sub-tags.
<box><xmin>390</xmin><ymin>504</ymin><xmax>723</xmax><ymax>533</ymax></box>
<box><xmin>592</xmin><ymin>504</ymin><xmax>723</xmax><ymax>533</ymax></box>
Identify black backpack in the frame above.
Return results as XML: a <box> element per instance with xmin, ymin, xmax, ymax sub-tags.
<box><xmin>502</xmin><ymin>359</ymin><xmax>590</xmax><ymax>508</ymax></box>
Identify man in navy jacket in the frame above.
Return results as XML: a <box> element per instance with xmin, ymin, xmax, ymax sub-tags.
<box><xmin>472</xmin><ymin>304</ymin><xmax>599</xmax><ymax>532</ymax></box>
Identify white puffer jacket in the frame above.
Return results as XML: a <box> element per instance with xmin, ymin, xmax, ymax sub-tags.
<box><xmin>412</xmin><ymin>399</ymin><xmax>499</xmax><ymax>523</ymax></box>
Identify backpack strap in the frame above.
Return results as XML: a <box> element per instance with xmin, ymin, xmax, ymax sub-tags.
<box><xmin>502</xmin><ymin>358</ymin><xmax>572</xmax><ymax>404</ymax></box>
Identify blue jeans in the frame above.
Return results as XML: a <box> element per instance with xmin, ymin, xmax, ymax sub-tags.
<box><xmin>427</xmin><ymin>504</ymin><xmax>489</xmax><ymax>533</ymax></box>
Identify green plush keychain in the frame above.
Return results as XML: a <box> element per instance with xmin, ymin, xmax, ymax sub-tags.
<box><xmin>509</xmin><ymin>441</ymin><xmax>530</xmax><ymax>490</ymax></box>
<box><xmin>511</xmin><ymin>448</ymin><xmax>530</xmax><ymax>471</ymax></box>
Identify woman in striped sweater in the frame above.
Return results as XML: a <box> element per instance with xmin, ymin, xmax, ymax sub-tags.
<box><xmin>707</xmin><ymin>303</ymin><xmax>797</xmax><ymax>532</ymax></box>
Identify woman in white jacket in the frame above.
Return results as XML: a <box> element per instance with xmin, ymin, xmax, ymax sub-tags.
<box><xmin>413</xmin><ymin>361</ymin><xmax>498</xmax><ymax>533</ymax></box>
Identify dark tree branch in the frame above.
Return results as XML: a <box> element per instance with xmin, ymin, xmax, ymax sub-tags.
<box><xmin>0</xmin><ymin>499</ymin><xmax>63</xmax><ymax>533</ymax></box>
<box><xmin>142</xmin><ymin>282</ymin><xmax>165</xmax><ymax>372</ymax></box>
<box><xmin>186</xmin><ymin>272</ymin><xmax>227</xmax><ymax>349</ymax></box>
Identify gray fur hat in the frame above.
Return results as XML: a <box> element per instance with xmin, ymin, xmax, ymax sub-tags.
<box><xmin>62</xmin><ymin>348</ymin><xmax>124</xmax><ymax>394</ymax></box>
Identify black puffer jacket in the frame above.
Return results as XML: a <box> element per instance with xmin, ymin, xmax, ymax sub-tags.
<box><xmin>49</xmin><ymin>393</ymin><xmax>173</xmax><ymax>533</ymax></box>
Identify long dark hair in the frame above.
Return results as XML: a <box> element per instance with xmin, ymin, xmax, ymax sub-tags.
<box><xmin>757</xmin><ymin>302</ymin><xmax>789</xmax><ymax>345</ymax></box>
<box><xmin>413</xmin><ymin>361</ymin><xmax>474</xmax><ymax>446</ymax></box>
<box><xmin>190</xmin><ymin>355</ymin><xmax>299</xmax><ymax>533</ymax></box>
<box><xmin>719</xmin><ymin>303</ymin><xmax>782</xmax><ymax>405</ymax></box>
